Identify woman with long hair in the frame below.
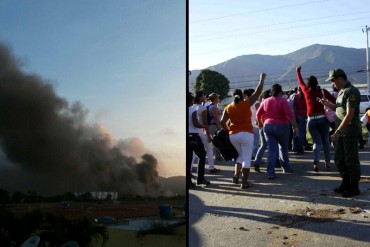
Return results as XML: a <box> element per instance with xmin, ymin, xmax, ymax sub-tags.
<box><xmin>220</xmin><ymin>72</ymin><xmax>266</xmax><ymax>189</ymax></box>
<box><xmin>296</xmin><ymin>66</ymin><xmax>336</xmax><ymax>172</ymax></box>
<box><xmin>256</xmin><ymin>84</ymin><xmax>298</xmax><ymax>179</ymax></box>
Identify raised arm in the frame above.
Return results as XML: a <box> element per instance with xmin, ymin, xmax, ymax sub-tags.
<box><xmin>296</xmin><ymin>66</ymin><xmax>308</xmax><ymax>94</ymax></box>
<box><xmin>248</xmin><ymin>72</ymin><xmax>266</xmax><ymax>105</ymax></box>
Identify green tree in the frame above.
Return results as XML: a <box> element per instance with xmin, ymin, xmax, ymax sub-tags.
<box><xmin>194</xmin><ymin>69</ymin><xmax>230</xmax><ymax>99</ymax></box>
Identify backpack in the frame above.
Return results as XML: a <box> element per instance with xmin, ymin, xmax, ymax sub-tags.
<box><xmin>212</xmin><ymin>129</ymin><xmax>238</xmax><ymax>161</ymax></box>
<box><xmin>206</xmin><ymin>104</ymin><xmax>214</xmax><ymax>125</ymax></box>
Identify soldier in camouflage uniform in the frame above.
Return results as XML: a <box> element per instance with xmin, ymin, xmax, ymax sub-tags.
<box><xmin>319</xmin><ymin>68</ymin><xmax>361</xmax><ymax>198</ymax></box>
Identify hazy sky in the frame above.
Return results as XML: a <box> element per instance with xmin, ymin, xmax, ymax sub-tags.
<box><xmin>190</xmin><ymin>0</ymin><xmax>370</xmax><ymax>70</ymax></box>
<box><xmin>0</xmin><ymin>0</ymin><xmax>185</xmax><ymax>177</ymax></box>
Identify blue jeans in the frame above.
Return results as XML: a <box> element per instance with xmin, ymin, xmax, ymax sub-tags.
<box><xmin>293</xmin><ymin>115</ymin><xmax>307</xmax><ymax>153</ymax></box>
<box><xmin>254</xmin><ymin>128</ymin><xmax>267</xmax><ymax>166</ymax></box>
<box><xmin>307</xmin><ymin>117</ymin><xmax>331</xmax><ymax>164</ymax></box>
<box><xmin>252</xmin><ymin>127</ymin><xmax>260</xmax><ymax>156</ymax></box>
<box><xmin>264</xmin><ymin>124</ymin><xmax>291</xmax><ymax>177</ymax></box>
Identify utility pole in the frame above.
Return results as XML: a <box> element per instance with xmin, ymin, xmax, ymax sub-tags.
<box><xmin>362</xmin><ymin>25</ymin><xmax>370</xmax><ymax>94</ymax></box>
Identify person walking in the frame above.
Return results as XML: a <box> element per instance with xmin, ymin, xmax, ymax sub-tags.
<box><xmin>256</xmin><ymin>84</ymin><xmax>298</xmax><ymax>179</ymax></box>
<box><xmin>220</xmin><ymin>72</ymin><xmax>266</xmax><ymax>189</ymax></box>
<box><xmin>319</xmin><ymin>68</ymin><xmax>361</xmax><ymax>197</ymax></box>
<box><xmin>296</xmin><ymin>65</ymin><xmax>336</xmax><ymax>172</ymax></box>
<box><xmin>292</xmin><ymin>86</ymin><xmax>307</xmax><ymax>154</ymax></box>
<box><xmin>243</xmin><ymin>88</ymin><xmax>261</xmax><ymax>159</ymax></box>
<box><xmin>187</xmin><ymin>92</ymin><xmax>210</xmax><ymax>188</ymax></box>
<box><xmin>194</xmin><ymin>91</ymin><xmax>220</xmax><ymax>173</ymax></box>
<box><xmin>206</xmin><ymin>93</ymin><xmax>223</xmax><ymax>161</ymax></box>
<box><xmin>253</xmin><ymin>90</ymin><xmax>271</xmax><ymax>172</ymax></box>
<box><xmin>206</xmin><ymin>93</ymin><xmax>222</xmax><ymax>136</ymax></box>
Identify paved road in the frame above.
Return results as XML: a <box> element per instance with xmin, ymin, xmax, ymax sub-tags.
<box><xmin>189</xmin><ymin>147</ymin><xmax>370</xmax><ymax>247</ymax></box>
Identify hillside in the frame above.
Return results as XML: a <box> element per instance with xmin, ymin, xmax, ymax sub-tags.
<box><xmin>189</xmin><ymin>44</ymin><xmax>367</xmax><ymax>91</ymax></box>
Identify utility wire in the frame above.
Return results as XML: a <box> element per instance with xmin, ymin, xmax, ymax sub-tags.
<box><xmin>190</xmin><ymin>27</ymin><xmax>360</xmax><ymax>58</ymax></box>
<box><xmin>191</xmin><ymin>10</ymin><xmax>370</xmax><ymax>39</ymax></box>
<box><xmin>191</xmin><ymin>17</ymin><xmax>370</xmax><ymax>42</ymax></box>
<box><xmin>190</xmin><ymin>0</ymin><xmax>330</xmax><ymax>23</ymax></box>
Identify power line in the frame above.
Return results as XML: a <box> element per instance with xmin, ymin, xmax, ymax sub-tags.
<box><xmin>191</xmin><ymin>17</ymin><xmax>370</xmax><ymax>43</ymax></box>
<box><xmin>190</xmin><ymin>0</ymin><xmax>330</xmax><ymax>24</ymax></box>
<box><xmin>191</xmin><ymin>10</ymin><xmax>370</xmax><ymax>39</ymax></box>
<box><xmin>190</xmin><ymin>27</ymin><xmax>360</xmax><ymax>58</ymax></box>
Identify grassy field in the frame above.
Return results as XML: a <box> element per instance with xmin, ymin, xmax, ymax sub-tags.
<box><xmin>92</xmin><ymin>224</ymin><xmax>186</xmax><ymax>247</ymax></box>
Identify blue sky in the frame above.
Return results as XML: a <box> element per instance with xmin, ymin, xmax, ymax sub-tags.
<box><xmin>190</xmin><ymin>0</ymin><xmax>370</xmax><ymax>70</ymax></box>
<box><xmin>0</xmin><ymin>0</ymin><xmax>185</xmax><ymax>177</ymax></box>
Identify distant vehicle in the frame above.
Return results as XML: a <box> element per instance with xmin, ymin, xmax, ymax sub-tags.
<box><xmin>360</xmin><ymin>93</ymin><xmax>370</xmax><ymax>114</ymax></box>
<box><xmin>95</xmin><ymin>216</ymin><xmax>116</xmax><ymax>224</ymax></box>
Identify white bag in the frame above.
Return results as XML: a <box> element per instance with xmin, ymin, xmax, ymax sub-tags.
<box><xmin>361</xmin><ymin>113</ymin><xmax>368</xmax><ymax>128</ymax></box>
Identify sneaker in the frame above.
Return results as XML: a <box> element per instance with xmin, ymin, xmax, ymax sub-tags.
<box><xmin>313</xmin><ymin>164</ymin><xmax>319</xmax><ymax>172</ymax></box>
<box><xmin>240</xmin><ymin>182</ymin><xmax>254</xmax><ymax>189</ymax></box>
<box><xmin>254</xmin><ymin>166</ymin><xmax>261</xmax><ymax>173</ymax></box>
<box><xmin>197</xmin><ymin>179</ymin><xmax>211</xmax><ymax>186</ymax></box>
<box><xmin>283</xmin><ymin>169</ymin><xmax>294</xmax><ymax>174</ymax></box>
<box><xmin>342</xmin><ymin>188</ymin><xmax>360</xmax><ymax>198</ymax></box>
<box><xmin>209</xmin><ymin>168</ymin><xmax>221</xmax><ymax>174</ymax></box>
<box><xmin>325</xmin><ymin>163</ymin><xmax>331</xmax><ymax>169</ymax></box>
<box><xmin>188</xmin><ymin>182</ymin><xmax>196</xmax><ymax>189</ymax></box>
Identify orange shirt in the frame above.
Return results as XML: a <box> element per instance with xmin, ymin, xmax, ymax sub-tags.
<box><xmin>225</xmin><ymin>99</ymin><xmax>253</xmax><ymax>135</ymax></box>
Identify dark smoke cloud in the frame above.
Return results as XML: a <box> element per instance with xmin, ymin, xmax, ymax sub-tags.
<box><xmin>0</xmin><ymin>43</ymin><xmax>162</xmax><ymax>197</ymax></box>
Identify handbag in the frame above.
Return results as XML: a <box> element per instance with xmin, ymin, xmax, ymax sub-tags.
<box><xmin>361</xmin><ymin>112</ymin><xmax>368</xmax><ymax>128</ymax></box>
<box><xmin>322</xmin><ymin>89</ymin><xmax>336</xmax><ymax>122</ymax></box>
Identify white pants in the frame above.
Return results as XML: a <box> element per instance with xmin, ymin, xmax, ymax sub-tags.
<box><xmin>191</xmin><ymin>132</ymin><xmax>215</xmax><ymax>170</ymax></box>
<box><xmin>229</xmin><ymin>131</ymin><xmax>254</xmax><ymax>168</ymax></box>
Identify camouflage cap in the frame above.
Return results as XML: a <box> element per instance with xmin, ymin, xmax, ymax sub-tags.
<box><xmin>325</xmin><ymin>68</ymin><xmax>346</xmax><ymax>81</ymax></box>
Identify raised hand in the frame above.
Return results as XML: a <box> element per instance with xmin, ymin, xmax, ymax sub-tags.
<box><xmin>260</xmin><ymin>72</ymin><xmax>266</xmax><ymax>81</ymax></box>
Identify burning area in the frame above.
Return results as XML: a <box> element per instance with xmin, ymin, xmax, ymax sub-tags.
<box><xmin>0</xmin><ymin>43</ymin><xmax>162</xmax><ymax>197</ymax></box>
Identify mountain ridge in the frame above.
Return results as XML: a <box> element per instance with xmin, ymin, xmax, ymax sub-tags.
<box><xmin>189</xmin><ymin>44</ymin><xmax>367</xmax><ymax>91</ymax></box>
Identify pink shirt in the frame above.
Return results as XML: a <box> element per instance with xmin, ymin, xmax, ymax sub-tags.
<box><xmin>256</xmin><ymin>96</ymin><xmax>295</xmax><ymax>124</ymax></box>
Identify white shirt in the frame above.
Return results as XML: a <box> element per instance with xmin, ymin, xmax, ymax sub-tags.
<box><xmin>250</xmin><ymin>101</ymin><xmax>260</xmax><ymax>128</ymax></box>
<box><xmin>195</xmin><ymin>103</ymin><xmax>206</xmax><ymax>134</ymax></box>
<box><xmin>188</xmin><ymin>106</ymin><xmax>199</xmax><ymax>133</ymax></box>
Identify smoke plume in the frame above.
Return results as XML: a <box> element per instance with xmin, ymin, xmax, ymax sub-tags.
<box><xmin>0</xmin><ymin>43</ymin><xmax>162</xmax><ymax>197</ymax></box>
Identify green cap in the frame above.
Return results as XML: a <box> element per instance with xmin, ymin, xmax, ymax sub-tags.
<box><xmin>325</xmin><ymin>68</ymin><xmax>346</xmax><ymax>81</ymax></box>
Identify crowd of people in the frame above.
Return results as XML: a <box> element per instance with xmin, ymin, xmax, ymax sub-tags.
<box><xmin>188</xmin><ymin>67</ymin><xmax>365</xmax><ymax>198</ymax></box>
